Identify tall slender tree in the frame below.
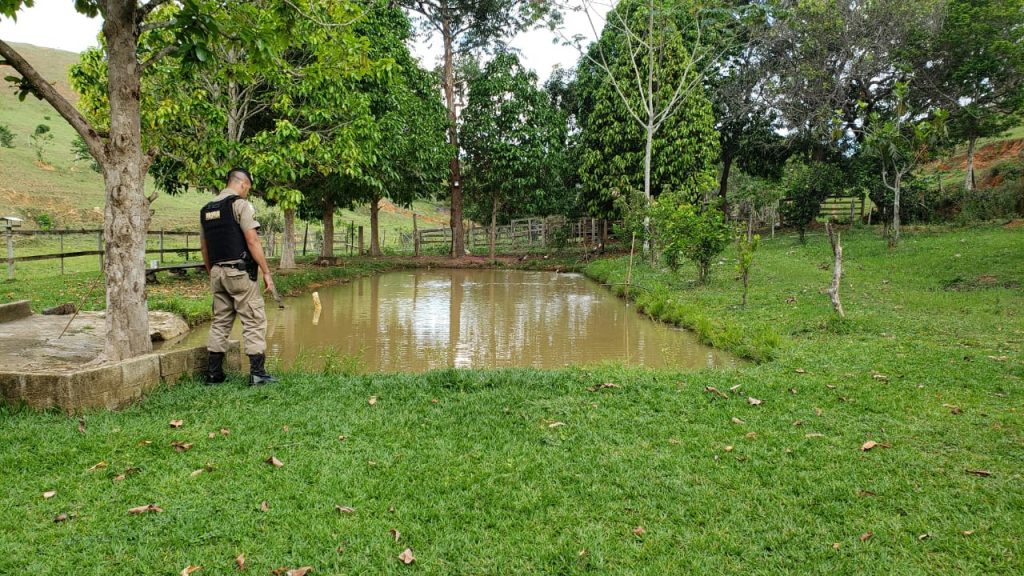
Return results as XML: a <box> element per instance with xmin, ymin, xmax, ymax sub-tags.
<box><xmin>400</xmin><ymin>0</ymin><xmax>556</xmax><ymax>257</ymax></box>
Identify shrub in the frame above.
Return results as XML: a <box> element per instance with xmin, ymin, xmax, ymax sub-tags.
<box><xmin>30</xmin><ymin>124</ymin><xmax>53</xmax><ymax>163</ymax></box>
<box><xmin>652</xmin><ymin>192</ymin><xmax>731</xmax><ymax>284</ymax></box>
<box><xmin>780</xmin><ymin>160</ymin><xmax>845</xmax><ymax>242</ymax></box>
<box><xmin>0</xmin><ymin>124</ymin><xmax>14</xmax><ymax>148</ymax></box>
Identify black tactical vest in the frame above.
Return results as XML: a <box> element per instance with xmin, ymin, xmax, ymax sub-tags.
<box><xmin>200</xmin><ymin>195</ymin><xmax>248</xmax><ymax>264</ymax></box>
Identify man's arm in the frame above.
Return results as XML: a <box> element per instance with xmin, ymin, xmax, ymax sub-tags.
<box><xmin>200</xmin><ymin>235</ymin><xmax>211</xmax><ymax>274</ymax></box>
<box><xmin>243</xmin><ymin>228</ymin><xmax>274</xmax><ymax>293</ymax></box>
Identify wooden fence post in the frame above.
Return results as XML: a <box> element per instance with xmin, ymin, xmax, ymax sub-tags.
<box><xmin>59</xmin><ymin>231</ymin><xmax>64</xmax><ymax>275</ymax></box>
<box><xmin>4</xmin><ymin>220</ymin><xmax>13</xmax><ymax>280</ymax></box>
<box><xmin>358</xmin><ymin>226</ymin><xmax>364</xmax><ymax>256</ymax></box>
<box><xmin>302</xmin><ymin>222</ymin><xmax>309</xmax><ymax>256</ymax></box>
<box><xmin>97</xmin><ymin>230</ymin><xmax>104</xmax><ymax>271</ymax></box>
<box><xmin>413</xmin><ymin>213</ymin><xmax>420</xmax><ymax>257</ymax></box>
<box><xmin>159</xmin><ymin>229</ymin><xmax>165</xmax><ymax>263</ymax></box>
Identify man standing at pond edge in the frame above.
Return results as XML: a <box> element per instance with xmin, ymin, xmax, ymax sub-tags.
<box><xmin>199</xmin><ymin>167</ymin><xmax>277</xmax><ymax>385</ymax></box>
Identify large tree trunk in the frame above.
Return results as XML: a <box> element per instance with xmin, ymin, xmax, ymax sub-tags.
<box><xmin>442</xmin><ymin>23</ymin><xmax>465</xmax><ymax>257</ymax></box>
<box><xmin>369</xmin><ymin>194</ymin><xmax>382</xmax><ymax>257</ymax></box>
<box><xmin>321</xmin><ymin>197</ymin><xmax>334</xmax><ymax>258</ymax></box>
<box><xmin>719</xmin><ymin>150</ymin><xmax>734</xmax><ymax>217</ymax></box>
<box><xmin>964</xmin><ymin>135</ymin><xmax>977</xmax><ymax>191</ymax></box>
<box><xmin>100</xmin><ymin>2</ymin><xmax>151</xmax><ymax>361</ymax></box>
<box><xmin>280</xmin><ymin>208</ymin><xmax>296</xmax><ymax>269</ymax></box>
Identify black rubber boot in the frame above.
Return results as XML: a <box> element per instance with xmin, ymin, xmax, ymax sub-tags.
<box><xmin>248</xmin><ymin>353</ymin><xmax>278</xmax><ymax>386</ymax></box>
<box><xmin>206</xmin><ymin>351</ymin><xmax>226</xmax><ymax>384</ymax></box>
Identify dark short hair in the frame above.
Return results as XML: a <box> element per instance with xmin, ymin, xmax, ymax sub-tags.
<box><xmin>226</xmin><ymin>167</ymin><xmax>253</xmax><ymax>187</ymax></box>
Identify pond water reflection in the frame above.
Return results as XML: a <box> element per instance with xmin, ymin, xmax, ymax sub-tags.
<box><xmin>170</xmin><ymin>269</ymin><xmax>738</xmax><ymax>372</ymax></box>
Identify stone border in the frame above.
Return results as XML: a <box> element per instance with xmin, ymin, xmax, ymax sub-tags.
<box><xmin>0</xmin><ymin>341</ymin><xmax>240</xmax><ymax>413</ymax></box>
<box><xmin>0</xmin><ymin>300</ymin><xmax>32</xmax><ymax>323</ymax></box>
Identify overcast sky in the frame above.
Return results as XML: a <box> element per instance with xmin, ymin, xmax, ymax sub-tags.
<box><xmin>0</xmin><ymin>0</ymin><xmax>609</xmax><ymax>83</ymax></box>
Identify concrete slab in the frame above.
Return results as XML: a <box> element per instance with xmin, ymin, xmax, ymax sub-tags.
<box><xmin>0</xmin><ymin>304</ymin><xmax>239</xmax><ymax>412</ymax></box>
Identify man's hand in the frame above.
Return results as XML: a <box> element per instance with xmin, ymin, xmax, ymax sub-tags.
<box><xmin>263</xmin><ymin>276</ymin><xmax>275</xmax><ymax>294</ymax></box>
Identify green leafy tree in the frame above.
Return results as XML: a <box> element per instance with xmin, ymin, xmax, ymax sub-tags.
<box><xmin>780</xmin><ymin>159</ymin><xmax>845</xmax><ymax>243</ymax></box>
<box><xmin>29</xmin><ymin>123</ymin><xmax>51</xmax><ymax>162</ymax></box>
<box><xmin>864</xmin><ymin>83</ymin><xmax>948</xmax><ymax>246</ymax></box>
<box><xmin>735</xmin><ymin>228</ymin><xmax>759</xmax><ymax>306</ymax></box>
<box><xmin>1</xmin><ymin>0</ymin><xmax>222</xmax><ymax>360</ymax></box>
<box><xmin>71</xmin><ymin>135</ymin><xmax>102</xmax><ymax>172</ymax></box>
<box><xmin>575</xmin><ymin>0</ymin><xmax>719</xmax><ymax>222</ymax></box>
<box><xmin>920</xmin><ymin>0</ymin><xmax>1024</xmax><ymax>190</ymax></box>
<box><xmin>400</xmin><ymin>0</ymin><xmax>558</xmax><ymax>257</ymax></box>
<box><xmin>461</xmin><ymin>52</ymin><xmax>568</xmax><ymax>258</ymax></box>
<box><xmin>652</xmin><ymin>192</ymin><xmax>731</xmax><ymax>283</ymax></box>
<box><xmin>70</xmin><ymin>0</ymin><xmax>382</xmax><ymax>269</ymax></box>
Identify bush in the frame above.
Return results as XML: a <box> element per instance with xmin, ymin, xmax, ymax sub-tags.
<box><xmin>30</xmin><ymin>124</ymin><xmax>53</xmax><ymax>163</ymax></box>
<box><xmin>0</xmin><ymin>124</ymin><xmax>14</xmax><ymax>148</ymax></box>
<box><xmin>652</xmin><ymin>192</ymin><xmax>731</xmax><ymax>284</ymax></box>
<box><xmin>780</xmin><ymin>160</ymin><xmax>845</xmax><ymax>242</ymax></box>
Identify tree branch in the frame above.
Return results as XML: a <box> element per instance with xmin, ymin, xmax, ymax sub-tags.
<box><xmin>0</xmin><ymin>39</ymin><xmax>106</xmax><ymax>164</ymax></box>
<box><xmin>141</xmin><ymin>44</ymin><xmax>177</xmax><ymax>71</ymax></box>
<box><xmin>140</xmin><ymin>19</ymin><xmax>175</xmax><ymax>34</ymax></box>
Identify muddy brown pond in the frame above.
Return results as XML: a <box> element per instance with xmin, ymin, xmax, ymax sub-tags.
<box><xmin>167</xmin><ymin>269</ymin><xmax>738</xmax><ymax>372</ymax></box>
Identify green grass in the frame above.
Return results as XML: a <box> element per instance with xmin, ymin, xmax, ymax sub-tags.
<box><xmin>1</xmin><ymin>225</ymin><xmax>1021</xmax><ymax>574</ymax></box>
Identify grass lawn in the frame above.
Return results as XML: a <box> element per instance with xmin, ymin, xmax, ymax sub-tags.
<box><xmin>0</xmin><ymin>224</ymin><xmax>1021</xmax><ymax>574</ymax></box>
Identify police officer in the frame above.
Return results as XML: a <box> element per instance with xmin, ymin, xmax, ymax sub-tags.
<box><xmin>200</xmin><ymin>167</ymin><xmax>277</xmax><ymax>385</ymax></box>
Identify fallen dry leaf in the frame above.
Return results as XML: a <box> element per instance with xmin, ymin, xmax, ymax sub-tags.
<box><xmin>831</xmin><ymin>543</ymin><xmax>840</xmax><ymax>551</ymax></box>
<box><xmin>547</xmin><ymin>421</ymin><xmax>566</xmax><ymax>428</ymax></box>
<box><xmin>282</xmin><ymin>425</ymin><xmax>289</xmax><ymax>433</ymax></box>
<box><xmin>859</xmin><ymin>532</ymin><xmax>874</xmax><ymax>542</ymax></box>
<box><xmin>266</xmin><ymin>456</ymin><xmax>284</xmax><ymax>468</ymax></box>
<box><xmin>632</xmin><ymin>526</ymin><xmax>646</xmax><ymax>536</ymax></box>
<box><xmin>431</xmin><ymin>398</ymin><xmax>439</xmax><ymax>404</ymax></box>
<box><xmin>114</xmin><ymin>474</ymin><xmax>126</xmax><ymax>482</ymax></box>
<box><xmin>729</xmin><ymin>384</ymin><xmax>742</xmax><ymax>392</ymax></box>
<box><xmin>815</xmin><ymin>408</ymin><xmax>824</xmax><ymax>417</ymax></box>
<box><xmin>390</xmin><ymin>528</ymin><xmax>401</xmax><ymax>542</ymax></box>
<box><xmin>747</xmin><ymin>397</ymin><xmax>763</xmax><ymax>406</ymax></box>
<box><xmin>170</xmin><ymin>419</ymin><xmax>184</xmax><ymax>428</ymax></box>
<box><xmin>128</xmin><ymin>504</ymin><xmax>164</xmax><ymax>514</ymax></box>
<box><xmin>962</xmin><ymin>530</ymin><xmax>975</xmax><ymax>536</ymax></box>
<box><xmin>388</xmin><ymin>506</ymin><xmax>396</xmax><ymax>513</ymax></box>
<box><xmin>398</xmin><ymin>548</ymin><xmax>415</xmax><ymax>565</ymax></box>
<box><xmin>942</xmin><ymin>404</ymin><xmax>963</xmax><ymax>415</ymax></box>
<box><xmin>861</xmin><ymin>441</ymin><xmax>891</xmax><ymax>451</ymax></box>
<box><xmin>724</xmin><ymin>445</ymin><xmax>734</xmax><ymax>452</ymax></box>
<box><xmin>138</xmin><ymin>440</ymin><xmax>152</xmax><ymax>446</ymax></box>
<box><xmin>588</xmin><ymin>382</ymin><xmax>620</xmax><ymax>392</ymax></box>
<box><xmin>208</xmin><ymin>432</ymin><xmax>216</xmax><ymax>439</ymax></box>
<box><xmin>668</xmin><ymin>438</ymin><xmax>680</xmax><ymax>445</ymax></box>
<box><xmin>826</xmin><ymin>385</ymin><xmax>836</xmax><ymax>390</ymax></box>
<box><xmin>88</xmin><ymin>461</ymin><xmax>108</xmax><ymax>472</ymax></box>
<box><xmin>918</xmin><ymin>533</ymin><xmax>930</xmax><ymax>541</ymax></box>
<box><xmin>966</xmin><ymin>469</ymin><xmax>992</xmax><ymax>477</ymax></box>
<box><xmin>190</xmin><ymin>469</ymin><xmax>205</xmax><ymax>478</ymax></box>
<box><xmin>745</xmin><ymin>432</ymin><xmax>757</xmax><ymax>439</ymax></box>
<box><xmin>338</xmin><ymin>435</ymin><xmax>347</xmax><ymax>442</ymax></box>
<box><xmin>988</xmin><ymin>355</ymin><xmax>1008</xmax><ymax>362</ymax></box>
<box><xmin>795</xmin><ymin>368</ymin><xmax>806</xmax><ymax>374</ymax></box>
<box><xmin>43</xmin><ymin>491</ymin><xmax>57</xmax><ymax>499</ymax></box>
<box><xmin>705</xmin><ymin>386</ymin><xmax>729</xmax><ymax>399</ymax></box>
<box><xmin>335</xmin><ymin>506</ymin><xmax>356</xmax><ymax>514</ymax></box>
<box><xmin>77</xmin><ymin>418</ymin><xmax>86</xmax><ymax>434</ymax></box>
<box><xmin>731</xmin><ymin>417</ymin><xmax>745</xmax><ymax>425</ymax></box>
<box><xmin>172</xmin><ymin>441</ymin><xmax>193</xmax><ymax>452</ymax></box>
<box><xmin>180</xmin><ymin>566</ymin><xmax>202</xmax><ymax>576</ymax></box>
<box><xmin>368</xmin><ymin>396</ymin><xmax>378</xmax><ymax>406</ymax></box>
<box><xmin>805</xmin><ymin>433</ymin><xmax>824</xmax><ymax>438</ymax></box>
<box><xmin>260</xmin><ymin>501</ymin><xmax>270</xmax><ymax>512</ymax></box>
<box><xmin>220</xmin><ymin>428</ymin><xmax>230</xmax><ymax>436</ymax></box>
<box><xmin>789</xmin><ymin>388</ymin><xmax>798</xmax><ymax>395</ymax></box>
<box><xmin>856</xmin><ymin>490</ymin><xmax>877</xmax><ymax>497</ymax></box>
<box><xmin>286</xmin><ymin>567</ymin><xmax>313</xmax><ymax>576</ymax></box>
<box><xmin>792</xmin><ymin>420</ymin><xmax>804</xmax><ymax>427</ymax></box>
<box><xmin>53</xmin><ymin>512</ymin><xmax>70</xmax><ymax>523</ymax></box>
<box><xmin>235</xmin><ymin>554</ymin><xmax>245</xmax><ymax>570</ymax></box>
<box><xmin>871</xmin><ymin>373</ymin><xmax>889</xmax><ymax>382</ymax></box>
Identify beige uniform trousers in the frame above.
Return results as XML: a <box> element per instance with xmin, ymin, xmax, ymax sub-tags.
<box><xmin>207</xmin><ymin>264</ymin><xmax>266</xmax><ymax>355</ymax></box>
